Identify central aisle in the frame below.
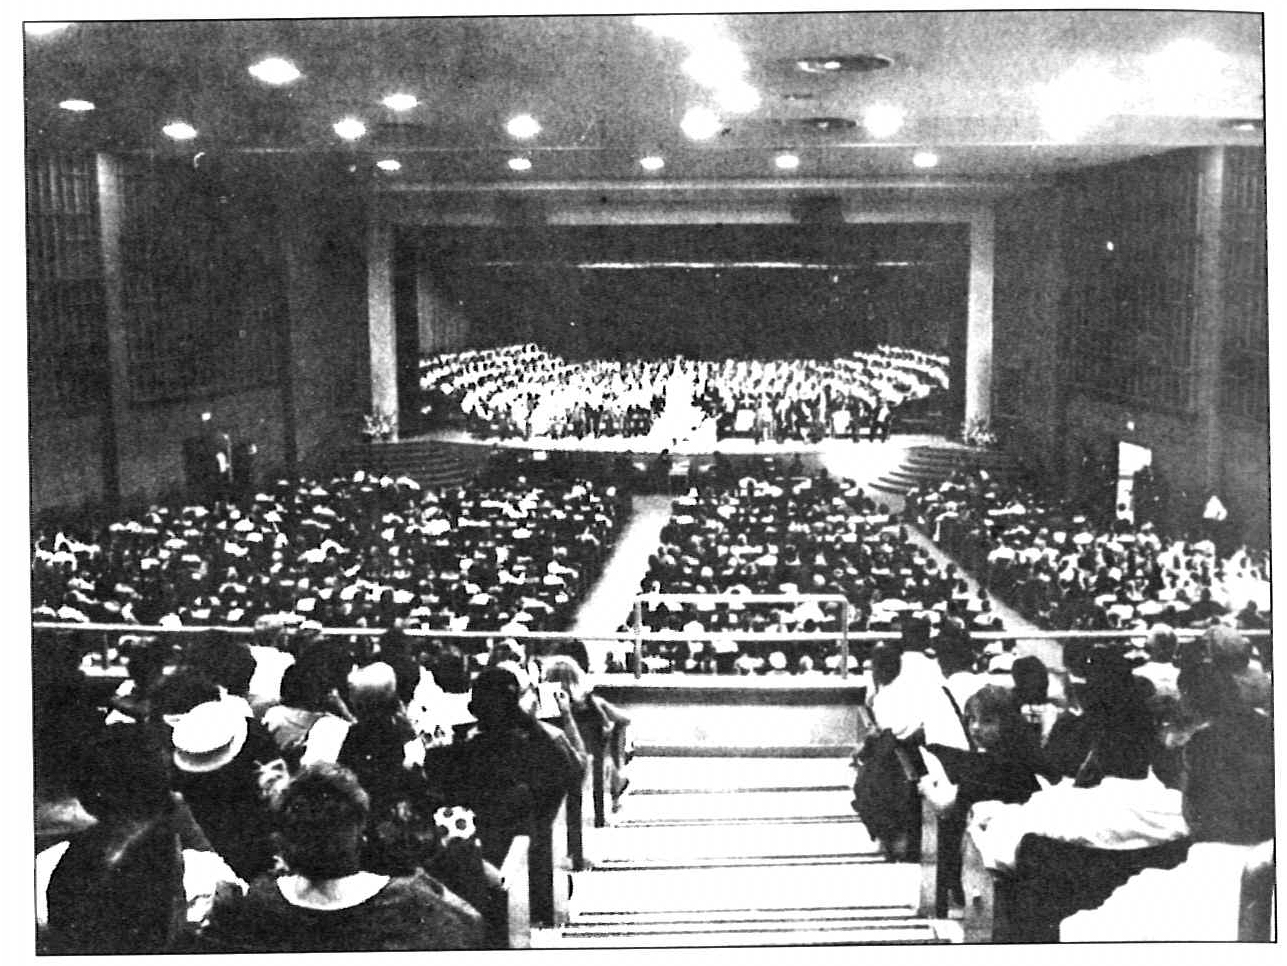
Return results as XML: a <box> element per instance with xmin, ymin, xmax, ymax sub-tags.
<box><xmin>571</xmin><ymin>494</ymin><xmax>675</xmax><ymax>669</ymax></box>
<box><xmin>535</xmin><ymin>753</ymin><xmax>955</xmax><ymax>947</ymax></box>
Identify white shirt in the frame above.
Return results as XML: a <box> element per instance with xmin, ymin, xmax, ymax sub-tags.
<box><xmin>1061</xmin><ymin>842</ymin><xmax>1258</xmax><ymax>942</ymax></box>
<box><xmin>970</xmin><ymin>772</ymin><xmax>1187</xmax><ymax>871</ymax></box>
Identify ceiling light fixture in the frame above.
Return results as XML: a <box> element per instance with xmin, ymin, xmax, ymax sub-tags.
<box><xmin>507</xmin><ymin>157</ymin><xmax>533</xmax><ymax>172</ymax></box>
<box><xmin>376</xmin><ymin>159</ymin><xmax>402</xmax><ymax>172</ymax></box>
<box><xmin>1035</xmin><ymin>60</ymin><xmax>1120</xmax><ymax>140</ymax></box>
<box><xmin>912</xmin><ymin>150</ymin><xmax>939</xmax><ymax>169</ymax></box>
<box><xmin>162</xmin><ymin>121</ymin><xmax>198</xmax><ymax>141</ymax></box>
<box><xmin>862</xmin><ymin>103</ymin><xmax>906</xmax><ymax>139</ymax></box>
<box><xmin>248</xmin><ymin>57</ymin><xmax>301</xmax><ymax>86</ymax></box>
<box><xmin>382</xmin><ymin>93</ymin><xmax>419</xmax><ymax>112</ymax></box>
<box><xmin>58</xmin><ymin>99</ymin><xmax>95</xmax><ymax>112</ymax></box>
<box><xmin>639</xmin><ymin>155</ymin><xmax>665</xmax><ymax>172</ymax></box>
<box><xmin>506</xmin><ymin>114</ymin><xmax>541</xmax><ymax>139</ymax></box>
<box><xmin>774</xmin><ymin>152</ymin><xmax>800</xmax><ymax>171</ymax></box>
<box><xmin>715</xmin><ymin>82</ymin><xmax>761</xmax><ymax>114</ymax></box>
<box><xmin>333</xmin><ymin>117</ymin><xmax>367</xmax><ymax>140</ymax></box>
<box><xmin>681</xmin><ymin>105</ymin><xmax>723</xmax><ymax>140</ymax></box>
<box><xmin>682</xmin><ymin>40</ymin><xmax>749</xmax><ymax>88</ymax></box>
<box><xmin>24</xmin><ymin>22</ymin><xmax>73</xmax><ymax>37</ymax></box>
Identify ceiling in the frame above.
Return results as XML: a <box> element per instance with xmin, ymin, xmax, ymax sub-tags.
<box><xmin>23</xmin><ymin>12</ymin><xmax>1265</xmax><ymax>193</ymax></box>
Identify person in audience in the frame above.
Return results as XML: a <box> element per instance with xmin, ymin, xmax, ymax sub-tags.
<box><xmin>1132</xmin><ymin>623</ymin><xmax>1179</xmax><ymax>700</ymax></box>
<box><xmin>936</xmin><ymin>630</ymin><xmax>986</xmax><ymax>712</ymax></box>
<box><xmin>170</xmin><ymin>699</ymin><xmax>280</xmax><ymax>881</ymax></box>
<box><xmin>1060</xmin><ymin>665</ymin><xmax>1273</xmax><ymax>941</ymax></box>
<box><xmin>435</xmin><ymin>665</ymin><xmax>587</xmax><ymax>865</ymax></box>
<box><xmin>37</xmin><ymin>725</ymin><xmax>244</xmax><ymax>954</ymax></box>
<box><xmin>1010</xmin><ymin>655</ymin><xmax>1060</xmax><ymax>746</ymax></box>
<box><xmin>967</xmin><ymin>687</ymin><xmax>1187</xmax><ymax>873</ymax></box>
<box><xmin>541</xmin><ymin>655</ymin><xmax>632</xmax><ymax>801</ymax></box>
<box><xmin>262</xmin><ymin>663</ymin><xmax>354</xmax><ymax>767</ymax></box>
<box><xmin>201</xmin><ymin>762</ymin><xmax>484</xmax><ymax>952</ymax></box>
<box><xmin>337</xmin><ymin>661</ymin><xmax>426</xmax><ymax>813</ymax></box>
<box><xmin>1204</xmin><ymin>624</ymin><xmax>1271</xmax><ymax>714</ymax></box>
<box><xmin>868</xmin><ymin>643</ymin><xmax>969</xmax><ymax>751</ymax></box>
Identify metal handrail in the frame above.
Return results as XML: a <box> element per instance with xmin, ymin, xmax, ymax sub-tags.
<box><xmin>30</xmin><ymin>621</ymin><xmax>1270</xmax><ymax>680</ymax></box>
<box><xmin>632</xmin><ymin>593</ymin><xmax>853</xmax><ymax>680</ymax></box>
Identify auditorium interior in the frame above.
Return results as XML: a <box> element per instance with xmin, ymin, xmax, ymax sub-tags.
<box><xmin>26</xmin><ymin>11</ymin><xmax>1273</xmax><ymax>950</ymax></box>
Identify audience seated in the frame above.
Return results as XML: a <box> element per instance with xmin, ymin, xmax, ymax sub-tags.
<box><xmin>201</xmin><ymin>762</ymin><xmax>485</xmax><ymax>952</ymax></box>
<box><xmin>30</xmin><ymin>472</ymin><xmax>623</xmax><ymax>639</ymax></box>
<box><xmin>621</xmin><ymin>469</ymin><xmax>1001</xmax><ymax>674</ymax></box>
<box><xmin>908</xmin><ymin>469</ymin><xmax>1272</xmax><ymax>634</ymax></box>
<box><xmin>1060</xmin><ymin>660</ymin><xmax>1273</xmax><ymax>941</ymax></box>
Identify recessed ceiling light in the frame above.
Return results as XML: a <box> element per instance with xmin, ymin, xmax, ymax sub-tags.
<box><xmin>58</xmin><ymin>99</ymin><xmax>95</xmax><ymax>112</ymax></box>
<box><xmin>639</xmin><ymin>155</ymin><xmax>665</xmax><ymax>172</ymax></box>
<box><xmin>376</xmin><ymin>159</ymin><xmax>402</xmax><ymax>172</ymax></box>
<box><xmin>25</xmin><ymin>22</ymin><xmax>73</xmax><ymax>37</ymax></box>
<box><xmin>862</xmin><ymin>104</ymin><xmax>906</xmax><ymax>139</ymax></box>
<box><xmin>715</xmin><ymin>82</ymin><xmax>761</xmax><ymax>114</ymax></box>
<box><xmin>774</xmin><ymin>152</ymin><xmax>800</xmax><ymax>171</ymax></box>
<box><xmin>791</xmin><ymin>55</ymin><xmax>894</xmax><ymax>75</ymax></box>
<box><xmin>506</xmin><ymin>114</ymin><xmax>541</xmax><ymax>139</ymax></box>
<box><xmin>382</xmin><ymin>93</ymin><xmax>419</xmax><ymax>112</ymax></box>
<box><xmin>682</xmin><ymin>41</ymin><xmax>749</xmax><ymax>88</ymax></box>
<box><xmin>162</xmin><ymin>121</ymin><xmax>198</xmax><ymax>141</ymax></box>
<box><xmin>681</xmin><ymin>105</ymin><xmax>723</xmax><ymax>140</ymax></box>
<box><xmin>333</xmin><ymin>117</ymin><xmax>367</xmax><ymax>141</ymax></box>
<box><xmin>912</xmin><ymin>150</ymin><xmax>939</xmax><ymax>169</ymax></box>
<box><xmin>248</xmin><ymin>57</ymin><xmax>301</xmax><ymax>86</ymax></box>
<box><xmin>507</xmin><ymin>157</ymin><xmax>533</xmax><ymax>172</ymax></box>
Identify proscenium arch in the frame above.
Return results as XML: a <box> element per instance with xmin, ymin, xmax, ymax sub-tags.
<box><xmin>366</xmin><ymin>184</ymin><xmax>996</xmax><ymax>438</ymax></box>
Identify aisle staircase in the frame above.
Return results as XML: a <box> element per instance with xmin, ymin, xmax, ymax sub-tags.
<box><xmin>536</xmin><ymin>755</ymin><xmax>957</xmax><ymax>948</ymax></box>
<box><xmin>332</xmin><ymin>438</ymin><xmax>489</xmax><ymax>488</ymax></box>
<box><xmin>870</xmin><ymin>443</ymin><xmax>1026</xmax><ymax>500</ymax></box>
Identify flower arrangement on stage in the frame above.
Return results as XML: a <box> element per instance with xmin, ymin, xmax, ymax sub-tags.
<box><xmin>961</xmin><ymin>417</ymin><xmax>998</xmax><ymax>448</ymax></box>
<box><xmin>362</xmin><ymin>411</ymin><xmax>395</xmax><ymax>442</ymax></box>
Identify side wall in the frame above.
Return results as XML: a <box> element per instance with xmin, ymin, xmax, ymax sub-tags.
<box><xmin>994</xmin><ymin>147</ymin><xmax>1268</xmax><ymax>541</ymax></box>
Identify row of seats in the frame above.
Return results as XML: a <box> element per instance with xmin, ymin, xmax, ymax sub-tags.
<box><xmin>906</xmin><ymin>470</ymin><xmax>1271</xmax><ymax>634</ymax></box>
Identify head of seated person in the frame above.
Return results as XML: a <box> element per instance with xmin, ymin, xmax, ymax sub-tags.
<box><xmin>44</xmin><ymin>725</ymin><xmax>184</xmax><ymax>955</ymax></box>
<box><xmin>187</xmin><ymin>632</ymin><xmax>257</xmax><ymax>699</ymax></box>
<box><xmin>150</xmin><ymin>668</ymin><xmax>221</xmax><ymax>725</ymax></box>
<box><xmin>276</xmin><ymin>762</ymin><xmax>371</xmax><ymax>880</ymax></box>
<box><xmin>1011</xmin><ymin>655</ymin><xmax>1050</xmax><ymax>705</ymax></box>
<box><xmin>467</xmin><ymin>666</ymin><xmax>529</xmax><ymax>731</ymax></box>
<box><xmin>870</xmin><ymin>643</ymin><xmax>903</xmax><ymax>688</ymax></box>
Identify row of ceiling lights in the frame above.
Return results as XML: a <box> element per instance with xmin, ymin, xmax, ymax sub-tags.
<box><xmin>369</xmin><ymin>149</ymin><xmax>940</xmax><ymax>175</ymax></box>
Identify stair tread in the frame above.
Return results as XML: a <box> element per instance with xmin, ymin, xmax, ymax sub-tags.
<box><xmin>569</xmin><ymin>860</ymin><xmax>920</xmax><ymax>915</ymax></box>
<box><xmin>629</xmin><ymin>756</ymin><xmax>854</xmax><ymax>792</ymax></box>
<box><xmin>587</xmin><ymin>817</ymin><xmax>878</xmax><ymax>862</ymax></box>
<box><xmin>542</xmin><ymin>925</ymin><xmax>942</xmax><ymax>947</ymax></box>
<box><xmin>617</xmin><ymin>789</ymin><xmax>857</xmax><ymax>823</ymax></box>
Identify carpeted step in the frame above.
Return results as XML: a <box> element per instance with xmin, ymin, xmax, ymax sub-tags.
<box><xmin>568</xmin><ymin>860</ymin><xmax>921</xmax><ymax>915</ymax></box>
<box><xmin>588</xmin><ymin>818</ymin><xmax>877</xmax><ymax>864</ymax></box>
<box><xmin>627</xmin><ymin>756</ymin><xmax>853</xmax><ymax>794</ymax></box>
<box><xmin>616</xmin><ymin>789</ymin><xmax>856</xmax><ymax>824</ymax></box>
<box><xmin>544</xmin><ymin>919</ymin><xmax>945</xmax><ymax>947</ymax></box>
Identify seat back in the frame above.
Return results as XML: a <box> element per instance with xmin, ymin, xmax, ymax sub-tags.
<box><xmin>1238</xmin><ymin>840</ymin><xmax>1275</xmax><ymax>942</ymax></box>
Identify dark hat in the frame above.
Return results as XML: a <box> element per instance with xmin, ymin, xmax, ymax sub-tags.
<box><xmin>471</xmin><ymin>665</ymin><xmax>523</xmax><ymax>702</ymax></box>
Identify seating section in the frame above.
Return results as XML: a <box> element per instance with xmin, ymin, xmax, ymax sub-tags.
<box><xmin>621</xmin><ymin>470</ymin><xmax>999</xmax><ymax>674</ymax></box>
<box><xmin>907</xmin><ymin>470</ymin><xmax>1271</xmax><ymax>631</ymax></box>
<box><xmin>31</xmin><ymin>472</ymin><xmax>625</xmax><ymax>635</ymax></box>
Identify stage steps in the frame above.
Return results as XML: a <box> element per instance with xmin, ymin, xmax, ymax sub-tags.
<box><xmin>869</xmin><ymin>443</ymin><xmax>1026</xmax><ymax>498</ymax></box>
<box><xmin>534</xmin><ymin>753</ymin><xmax>957</xmax><ymax>948</ymax></box>
<box><xmin>331</xmin><ymin>438</ymin><xmax>490</xmax><ymax>488</ymax></box>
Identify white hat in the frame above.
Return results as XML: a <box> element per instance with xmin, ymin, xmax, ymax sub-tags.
<box><xmin>172</xmin><ymin>701</ymin><xmax>248</xmax><ymax>774</ymax></box>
